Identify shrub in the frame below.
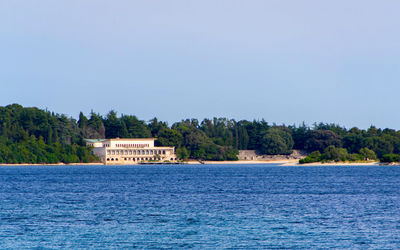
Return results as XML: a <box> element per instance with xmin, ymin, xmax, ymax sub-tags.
<box><xmin>323</xmin><ymin>145</ymin><xmax>348</xmax><ymax>162</ymax></box>
<box><xmin>380</xmin><ymin>154</ymin><xmax>400</xmax><ymax>163</ymax></box>
<box><xmin>299</xmin><ymin>151</ymin><xmax>321</xmax><ymax>164</ymax></box>
<box><xmin>359</xmin><ymin>148</ymin><xmax>377</xmax><ymax>161</ymax></box>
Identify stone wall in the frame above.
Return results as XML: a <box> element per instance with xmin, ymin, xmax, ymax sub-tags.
<box><xmin>238</xmin><ymin>150</ymin><xmax>307</xmax><ymax>161</ymax></box>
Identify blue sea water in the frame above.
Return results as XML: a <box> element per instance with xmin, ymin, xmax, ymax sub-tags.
<box><xmin>0</xmin><ymin>165</ymin><xmax>400</xmax><ymax>249</ymax></box>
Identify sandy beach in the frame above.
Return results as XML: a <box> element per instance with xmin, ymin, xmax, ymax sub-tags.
<box><xmin>280</xmin><ymin>161</ymin><xmax>380</xmax><ymax>166</ymax></box>
<box><xmin>0</xmin><ymin>163</ymin><xmax>104</xmax><ymax>166</ymax></box>
<box><xmin>1</xmin><ymin>160</ymin><xmax>397</xmax><ymax>167</ymax></box>
<box><xmin>193</xmin><ymin>160</ymin><xmax>384</xmax><ymax>166</ymax></box>
<box><xmin>186</xmin><ymin>159</ymin><xmax>300</xmax><ymax>165</ymax></box>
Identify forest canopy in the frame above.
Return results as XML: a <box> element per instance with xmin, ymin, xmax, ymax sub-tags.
<box><xmin>0</xmin><ymin>104</ymin><xmax>399</xmax><ymax>164</ymax></box>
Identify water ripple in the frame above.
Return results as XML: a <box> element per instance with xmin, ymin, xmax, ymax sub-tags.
<box><xmin>0</xmin><ymin>165</ymin><xmax>399</xmax><ymax>248</ymax></box>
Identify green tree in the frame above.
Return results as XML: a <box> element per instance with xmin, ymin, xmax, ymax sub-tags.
<box><xmin>380</xmin><ymin>154</ymin><xmax>400</xmax><ymax>163</ymax></box>
<box><xmin>157</xmin><ymin>128</ymin><xmax>183</xmax><ymax>147</ymax></box>
<box><xmin>259</xmin><ymin>127</ymin><xmax>294</xmax><ymax>155</ymax></box>
<box><xmin>299</xmin><ymin>150</ymin><xmax>321</xmax><ymax>164</ymax></box>
<box><xmin>359</xmin><ymin>147</ymin><xmax>377</xmax><ymax>161</ymax></box>
<box><xmin>176</xmin><ymin>147</ymin><xmax>190</xmax><ymax>160</ymax></box>
<box><xmin>323</xmin><ymin>145</ymin><xmax>348</xmax><ymax>162</ymax></box>
<box><xmin>78</xmin><ymin>112</ymin><xmax>88</xmax><ymax>129</ymax></box>
<box><xmin>304</xmin><ymin>130</ymin><xmax>342</xmax><ymax>152</ymax></box>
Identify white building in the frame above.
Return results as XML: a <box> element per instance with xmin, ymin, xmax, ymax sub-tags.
<box><xmin>85</xmin><ymin>138</ymin><xmax>177</xmax><ymax>165</ymax></box>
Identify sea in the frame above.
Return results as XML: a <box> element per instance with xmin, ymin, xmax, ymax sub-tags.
<box><xmin>0</xmin><ymin>164</ymin><xmax>399</xmax><ymax>249</ymax></box>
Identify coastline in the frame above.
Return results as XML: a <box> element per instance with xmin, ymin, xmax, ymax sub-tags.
<box><xmin>0</xmin><ymin>163</ymin><xmax>104</xmax><ymax>166</ymax></box>
<box><xmin>0</xmin><ymin>161</ymin><xmax>288</xmax><ymax>166</ymax></box>
<box><xmin>197</xmin><ymin>160</ymin><xmax>384</xmax><ymax>166</ymax></box>
<box><xmin>0</xmin><ymin>159</ymin><xmax>395</xmax><ymax>166</ymax></box>
<box><xmin>186</xmin><ymin>159</ymin><xmax>300</xmax><ymax>165</ymax></box>
<box><xmin>281</xmin><ymin>161</ymin><xmax>380</xmax><ymax>166</ymax></box>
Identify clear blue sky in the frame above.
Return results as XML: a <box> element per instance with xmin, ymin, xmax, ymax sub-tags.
<box><xmin>1</xmin><ymin>1</ymin><xmax>399</xmax><ymax>129</ymax></box>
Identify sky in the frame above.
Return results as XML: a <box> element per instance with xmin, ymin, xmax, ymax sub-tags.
<box><xmin>1</xmin><ymin>0</ymin><xmax>399</xmax><ymax>129</ymax></box>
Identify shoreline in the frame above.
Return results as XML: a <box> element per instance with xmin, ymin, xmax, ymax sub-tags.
<box><xmin>186</xmin><ymin>159</ymin><xmax>300</xmax><ymax>165</ymax></box>
<box><xmin>0</xmin><ymin>163</ymin><xmax>104</xmax><ymax>166</ymax></box>
<box><xmin>281</xmin><ymin>161</ymin><xmax>380</xmax><ymax>166</ymax></box>
<box><xmin>196</xmin><ymin>160</ymin><xmax>385</xmax><ymax>166</ymax></box>
<box><xmin>0</xmin><ymin>160</ymin><xmax>396</xmax><ymax>166</ymax></box>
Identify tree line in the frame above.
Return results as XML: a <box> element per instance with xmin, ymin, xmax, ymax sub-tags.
<box><xmin>0</xmin><ymin>104</ymin><xmax>98</xmax><ymax>164</ymax></box>
<box><xmin>0</xmin><ymin>104</ymin><xmax>399</xmax><ymax>164</ymax></box>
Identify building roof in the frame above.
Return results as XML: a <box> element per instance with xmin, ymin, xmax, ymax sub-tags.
<box><xmin>84</xmin><ymin>139</ymin><xmax>107</xmax><ymax>143</ymax></box>
<box><xmin>107</xmin><ymin>138</ymin><xmax>156</xmax><ymax>141</ymax></box>
<box><xmin>85</xmin><ymin>138</ymin><xmax>157</xmax><ymax>142</ymax></box>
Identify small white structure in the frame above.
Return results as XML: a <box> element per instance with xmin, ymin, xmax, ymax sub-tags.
<box><xmin>85</xmin><ymin>138</ymin><xmax>177</xmax><ymax>165</ymax></box>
